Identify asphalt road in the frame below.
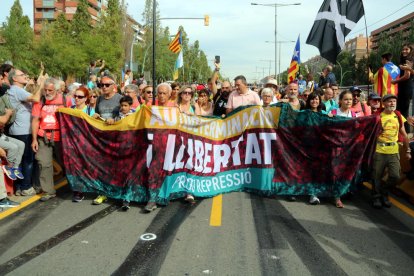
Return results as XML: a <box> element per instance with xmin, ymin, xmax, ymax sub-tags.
<box><xmin>1</xmin><ymin>185</ymin><xmax>414</xmax><ymax>276</ymax></box>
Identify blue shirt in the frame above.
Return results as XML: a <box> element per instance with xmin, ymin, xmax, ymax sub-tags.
<box><xmin>7</xmin><ymin>85</ymin><xmax>33</xmax><ymax>135</ymax></box>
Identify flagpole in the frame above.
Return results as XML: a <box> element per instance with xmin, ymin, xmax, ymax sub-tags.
<box><xmin>361</xmin><ymin>1</ymin><xmax>370</xmax><ymax>93</ymax></box>
<box><xmin>152</xmin><ymin>0</ymin><xmax>156</xmax><ymax>105</ymax></box>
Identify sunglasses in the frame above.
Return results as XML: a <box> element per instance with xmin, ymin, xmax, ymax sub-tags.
<box><xmin>145</xmin><ymin>90</ymin><xmax>153</xmax><ymax>94</ymax></box>
<box><xmin>353</xmin><ymin>93</ymin><xmax>360</xmax><ymax>97</ymax></box>
<box><xmin>74</xmin><ymin>95</ymin><xmax>86</xmax><ymax>99</ymax></box>
<box><xmin>90</xmin><ymin>95</ymin><xmax>98</xmax><ymax>98</ymax></box>
<box><xmin>182</xmin><ymin>91</ymin><xmax>193</xmax><ymax>95</ymax></box>
<box><xmin>100</xmin><ymin>83</ymin><xmax>113</xmax><ymax>87</ymax></box>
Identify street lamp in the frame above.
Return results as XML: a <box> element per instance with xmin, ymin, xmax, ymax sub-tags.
<box><xmin>265</xmin><ymin>40</ymin><xmax>295</xmax><ymax>84</ymax></box>
<box><xmin>251</xmin><ymin>2</ymin><xmax>301</xmax><ymax>84</ymax></box>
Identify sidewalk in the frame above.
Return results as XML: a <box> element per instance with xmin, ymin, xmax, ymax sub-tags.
<box><xmin>0</xmin><ymin>173</ymin><xmax>67</xmax><ymax>220</ymax></box>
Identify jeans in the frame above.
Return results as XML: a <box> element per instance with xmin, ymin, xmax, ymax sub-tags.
<box><xmin>9</xmin><ymin>134</ymin><xmax>34</xmax><ymax>191</ymax></box>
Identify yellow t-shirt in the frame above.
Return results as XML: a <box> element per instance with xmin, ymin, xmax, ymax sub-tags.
<box><xmin>376</xmin><ymin>111</ymin><xmax>406</xmax><ymax>154</ymax></box>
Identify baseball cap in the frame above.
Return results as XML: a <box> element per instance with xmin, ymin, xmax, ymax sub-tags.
<box><xmin>382</xmin><ymin>94</ymin><xmax>397</xmax><ymax>102</ymax></box>
<box><xmin>350</xmin><ymin>86</ymin><xmax>362</xmax><ymax>93</ymax></box>
<box><xmin>368</xmin><ymin>92</ymin><xmax>381</xmax><ymax>100</ymax></box>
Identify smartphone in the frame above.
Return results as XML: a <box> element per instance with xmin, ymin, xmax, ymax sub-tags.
<box><xmin>215</xmin><ymin>55</ymin><xmax>220</xmax><ymax>64</ymax></box>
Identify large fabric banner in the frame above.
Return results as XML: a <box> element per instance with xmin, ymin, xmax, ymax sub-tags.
<box><xmin>58</xmin><ymin>104</ymin><xmax>381</xmax><ymax>204</ymax></box>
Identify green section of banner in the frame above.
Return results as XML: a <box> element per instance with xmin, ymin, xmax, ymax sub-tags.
<box><xmin>158</xmin><ymin>168</ymin><xmax>276</xmax><ymax>198</ymax></box>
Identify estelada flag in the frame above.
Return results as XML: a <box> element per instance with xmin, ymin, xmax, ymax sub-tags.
<box><xmin>306</xmin><ymin>0</ymin><xmax>364</xmax><ymax>63</ymax></box>
<box><xmin>168</xmin><ymin>31</ymin><xmax>182</xmax><ymax>53</ymax></box>
<box><xmin>287</xmin><ymin>36</ymin><xmax>300</xmax><ymax>84</ymax></box>
<box><xmin>373</xmin><ymin>62</ymin><xmax>400</xmax><ymax>97</ymax></box>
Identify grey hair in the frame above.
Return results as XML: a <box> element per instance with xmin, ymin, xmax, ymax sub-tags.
<box><xmin>261</xmin><ymin>88</ymin><xmax>273</xmax><ymax>97</ymax></box>
<box><xmin>8</xmin><ymin>69</ymin><xmax>17</xmax><ymax>85</ymax></box>
<box><xmin>156</xmin><ymin>82</ymin><xmax>172</xmax><ymax>95</ymax></box>
<box><xmin>124</xmin><ymin>84</ymin><xmax>139</xmax><ymax>93</ymax></box>
<box><xmin>44</xmin><ymin>78</ymin><xmax>61</xmax><ymax>91</ymax></box>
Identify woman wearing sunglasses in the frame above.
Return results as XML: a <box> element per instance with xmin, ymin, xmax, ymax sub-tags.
<box><xmin>177</xmin><ymin>85</ymin><xmax>195</xmax><ymax>115</ymax></box>
<box><xmin>88</xmin><ymin>88</ymin><xmax>100</xmax><ymax>110</ymax></box>
<box><xmin>71</xmin><ymin>86</ymin><xmax>95</xmax><ymax>116</ymax></box>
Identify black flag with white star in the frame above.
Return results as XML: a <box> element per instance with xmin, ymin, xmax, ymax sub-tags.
<box><xmin>306</xmin><ymin>0</ymin><xmax>364</xmax><ymax>63</ymax></box>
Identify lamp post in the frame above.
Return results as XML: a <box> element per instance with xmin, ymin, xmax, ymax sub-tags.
<box><xmin>251</xmin><ymin>2</ymin><xmax>301</xmax><ymax>83</ymax></box>
<box><xmin>265</xmin><ymin>40</ymin><xmax>295</xmax><ymax>84</ymax></box>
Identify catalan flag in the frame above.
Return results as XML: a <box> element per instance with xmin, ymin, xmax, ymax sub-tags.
<box><xmin>372</xmin><ymin>62</ymin><xmax>400</xmax><ymax>97</ymax></box>
<box><xmin>287</xmin><ymin>36</ymin><xmax>300</xmax><ymax>84</ymax></box>
<box><xmin>168</xmin><ymin>31</ymin><xmax>182</xmax><ymax>53</ymax></box>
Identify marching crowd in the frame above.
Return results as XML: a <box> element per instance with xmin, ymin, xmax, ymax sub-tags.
<box><xmin>0</xmin><ymin>43</ymin><xmax>413</xmax><ymax>212</ymax></box>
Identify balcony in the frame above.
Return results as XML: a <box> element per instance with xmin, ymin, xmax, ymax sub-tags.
<box><xmin>43</xmin><ymin>11</ymin><xmax>55</xmax><ymax>19</ymax></box>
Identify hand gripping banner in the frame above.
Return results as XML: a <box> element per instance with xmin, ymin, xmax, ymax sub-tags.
<box><xmin>58</xmin><ymin>104</ymin><xmax>381</xmax><ymax>205</ymax></box>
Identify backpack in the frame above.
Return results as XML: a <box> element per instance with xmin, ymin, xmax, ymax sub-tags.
<box><xmin>0</xmin><ymin>92</ymin><xmax>16</xmax><ymax>125</ymax></box>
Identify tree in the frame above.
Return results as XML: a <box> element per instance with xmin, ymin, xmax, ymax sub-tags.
<box><xmin>71</xmin><ymin>0</ymin><xmax>91</xmax><ymax>40</ymax></box>
<box><xmin>0</xmin><ymin>0</ymin><xmax>34</xmax><ymax>73</ymax></box>
<box><xmin>95</xmin><ymin>0</ymin><xmax>125</xmax><ymax>76</ymax></box>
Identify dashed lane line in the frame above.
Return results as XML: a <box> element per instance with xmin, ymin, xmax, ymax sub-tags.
<box><xmin>210</xmin><ymin>194</ymin><xmax>223</xmax><ymax>227</ymax></box>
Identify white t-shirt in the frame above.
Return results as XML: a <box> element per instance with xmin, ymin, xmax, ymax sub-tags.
<box><xmin>336</xmin><ymin>108</ymin><xmax>353</xmax><ymax>118</ymax></box>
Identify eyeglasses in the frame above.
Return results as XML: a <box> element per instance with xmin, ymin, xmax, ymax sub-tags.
<box><xmin>100</xmin><ymin>83</ymin><xmax>113</xmax><ymax>87</ymax></box>
<box><xmin>182</xmin><ymin>91</ymin><xmax>193</xmax><ymax>95</ymax></box>
<box><xmin>74</xmin><ymin>95</ymin><xmax>86</xmax><ymax>99</ymax></box>
<box><xmin>90</xmin><ymin>95</ymin><xmax>98</xmax><ymax>98</ymax></box>
<box><xmin>353</xmin><ymin>93</ymin><xmax>360</xmax><ymax>97</ymax></box>
<box><xmin>303</xmin><ymin>94</ymin><xmax>310</xmax><ymax>97</ymax></box>
<box><xmin>145</xmin><ymin>90</ymin><xmax>153</xmax><ymax>94</ymax></box>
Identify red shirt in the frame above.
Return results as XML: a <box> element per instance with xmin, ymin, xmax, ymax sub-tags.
<box><xmin>32</xmin><ymin>94</ymin><xmax>72</xmax><ymax>141</ymax></box>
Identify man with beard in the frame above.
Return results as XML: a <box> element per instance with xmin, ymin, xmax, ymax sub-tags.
<box><xmin>211</xmin><ymin>63</ymin><xmax>231</xmax><ymax>117</ymax></box>
<box><xmin>371</xmin><ymin>94</ymin><xmax>410</xmax><ymax>209</ymax></box>
<box><xmin>350</xmin><ymin>86</ymin><xmax>371</xmax><ymax>117</ymax></box>
<box><xmin>280</xmin><ymin>82</ymin><xmax>305</xmax><ymax>111</ymax></box>
<box><xmin>31</xmin><ymin>78</ymin><xmax>71</xmax><ymax>201</ymax></box>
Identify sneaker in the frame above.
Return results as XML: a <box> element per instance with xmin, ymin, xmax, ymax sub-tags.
<box><xmin>93</xmin><ymin>195</ymin><xmax>107</xmax><ymax>205</ymax></box>
<box><xmin>72</xmin><ymin>192</ymin><xmax>85</xmax><ymax>203</ymax></box>
<box><xmin>144</xmin><ymin>202</ymin><xmax>157</xmax><ymax>212</ymax></box>
<box><xmin>0</xmin><ymin>197</ymin><xmax>20</xmax><ymax>208</ymax></box>
<box><xmin>13</xmin><ymin>168</ymin><xmax>24</xmax><ymax>180</ymax></box>
<box><xmin>21</xmin><ymin>187</ymin><xmax>36</xmax><ymax>196</ymax></box>
<box><xmin>40</xmin><ymin>193</ymin><xmax>56</xmax><ymax>202</ymax></box>
<box><xmin>185</xmin><ymin>194</ymin><xmax>195</xmax><ymax>204</ymax></box>
<box><xmin>372</xmin><ymin>197</ymin><xmax>382</xmax><ymax>209</ymax></box>
<box><xmin>381</xmin><ymin>196</ymin><xmax>392</xmax><ymax>208</ymax></box>
<box><xmin>122</xmin><ymin>201</ymin><xmax>130</xmax><ymax>211</ymax></box>
<box><xmin>309</xmin><ymin>195</ymin><xmax>320</xmax><ymax>205</ymax></box>
<box><xmin>15</xmin><ymin>189</ymin><xmax>22</xmax><ymax>196</ymax></box>
<box><xmin>2</xmin><ymin>165</ymin><xmax>16</xmax><ymax>181</ymax></box>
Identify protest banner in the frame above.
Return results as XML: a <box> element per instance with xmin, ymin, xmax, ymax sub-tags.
<box><xmin>58</xmin><ymin>104</ymin><xmax>380</xmax><ymax>204</ymax></box>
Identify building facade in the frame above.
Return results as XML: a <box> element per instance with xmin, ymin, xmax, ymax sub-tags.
<box><xmin>344</xmin><ymin>34</ymin><xmax>371</xmax><ymax>61</ymax></box>
<box><xmin>370</xmin><ymin>12</ymin><xmax>414</xmax><ymax>51</ymax></box>
<box><xmin>33</xmin><ymin>0</ymin><xmax>108</xmax><ymax>34</ymax></box>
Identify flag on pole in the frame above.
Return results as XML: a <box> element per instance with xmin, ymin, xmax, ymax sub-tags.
<box><xmin>306</xmin><ymin>0</ymin><xmax>364</xmax><ymax>63</ymax></box>
<box><xmin>173</xmin><ymin>51</ymin><xmax>184</xmax><ymax>80</ymax></box>
<box><xmin>168</xmin><ymin>31</ymin><xmax>182</xmax><ymax>53</ymax></box>
<box><xmin>287</xmin><ymin>36</ymin><xmax>301</xmax><ymax>84</ymax></box>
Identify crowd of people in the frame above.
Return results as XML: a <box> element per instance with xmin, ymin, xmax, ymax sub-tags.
<box><xmin>0</xmin><ymin>43</ymin><xmax>413</xmax><ymax>212</ymax></box>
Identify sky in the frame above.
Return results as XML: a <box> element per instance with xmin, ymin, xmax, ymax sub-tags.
<box><xmin>1</xmin><ymin>0</ymin><xmax>413</xmax><ymax>82</ymax></box>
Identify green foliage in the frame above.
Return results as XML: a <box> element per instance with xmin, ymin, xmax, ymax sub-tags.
<box><xmin>71</xmin><ymin>0</ymin><xmax>91</xmax><ymax>39</ymax></box>
<box><xmin>0</xmin><ymin>0</ymin><xmax>34</xmax><ymax>73</ymax></box>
